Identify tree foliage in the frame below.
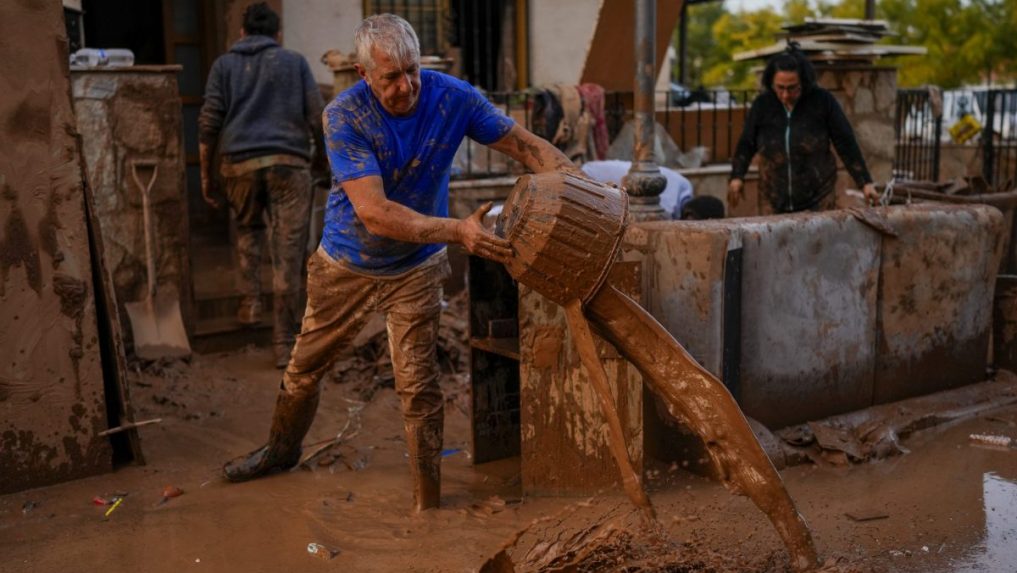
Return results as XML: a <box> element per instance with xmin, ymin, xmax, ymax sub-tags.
<box><xmin>680</xmin><ymin>0</ymin><xmax>1016</xmax><ymax>90</ymax></box>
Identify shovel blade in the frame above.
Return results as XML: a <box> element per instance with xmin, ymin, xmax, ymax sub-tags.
<box><xmin>125</xmin><ymin>294</ymin><xmax>191</xmax><ymax>361</ymax></box>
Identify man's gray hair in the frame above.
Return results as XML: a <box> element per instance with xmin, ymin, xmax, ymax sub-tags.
<box><xmin>354</xmin><ymin>14</ymin><xmax>420</xmax><ymax>70</ymax></box>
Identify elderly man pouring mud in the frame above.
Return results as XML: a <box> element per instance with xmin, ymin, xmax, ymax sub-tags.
<box><xmin>222</xmin><ymin>14</ymin><xmax>580</xmax><ymax>511</ymax></box>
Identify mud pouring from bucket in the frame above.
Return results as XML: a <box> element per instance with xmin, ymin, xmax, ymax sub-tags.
<box><xmin>495</xmin><ymin>172</ymin><xmax>819</xmax><ymax>572</ymax></box>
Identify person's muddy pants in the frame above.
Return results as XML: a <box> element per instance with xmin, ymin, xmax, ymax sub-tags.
<box><xmin>282</xmin><ymin>248</ymin><xmax>450</xmax><ymax>510</ymax></box>
<box><xmin>225</xmin><ymin>165</ymin><xmax>312</xmax><ymax>357</ymax></box>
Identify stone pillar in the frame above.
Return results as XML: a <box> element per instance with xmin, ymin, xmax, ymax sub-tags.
<box><xmin>815</xmin><ymin>65</ymin><xmax>897</xmax><ymax>188</ymax></box>
<box><xmin>72</xmin><ymin>67</ymin><xmax>192</xmax><ymax>347</ymax></box>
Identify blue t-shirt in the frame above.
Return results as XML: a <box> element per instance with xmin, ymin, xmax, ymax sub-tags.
<box><xmin>322</xmin><ymin>70</ymin><xmax>514</xmax><ymax>275</ymax></box>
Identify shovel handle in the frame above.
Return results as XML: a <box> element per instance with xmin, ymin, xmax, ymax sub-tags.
<box><xmin>131</xmin><ymin>160</ymin><xmax>159</xmax><ymax>299</ymax></box>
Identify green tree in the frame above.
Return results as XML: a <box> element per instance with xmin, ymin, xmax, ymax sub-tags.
<box><xmin>684</xmin><ymin>4</ymin><xmax>784</xmax><ymax>90</ymax></box>
<box><xmin>881</xmin><ymin>0</ymin><xmax>1016</xmax><ymax>87</ymax></box>
<box><xmin>675</xmin><ymin>0</ymin><xmax>1016</xmax><ymax>90</ymax></box>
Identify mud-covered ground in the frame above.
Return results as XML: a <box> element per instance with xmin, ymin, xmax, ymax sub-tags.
<box><xmin>2</xmin><ymin>341</ymin><xmax>1016</xmax><ymax>572</ymax></box>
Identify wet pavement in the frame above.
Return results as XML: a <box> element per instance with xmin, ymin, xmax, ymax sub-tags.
<box><xmin>1</xmin><ymin>348</ymin><xmax>1016</xmax><ymax>572</ymax></box>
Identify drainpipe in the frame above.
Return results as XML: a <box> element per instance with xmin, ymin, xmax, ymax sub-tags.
<box><xmin>623</xmin><ymin>0</ymin><xmax>668</xmax><ymax>221</ymax></box>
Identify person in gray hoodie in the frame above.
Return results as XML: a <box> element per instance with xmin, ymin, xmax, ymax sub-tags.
<box><xmin>199</xmin><ymin>2</ymin><xmax>324</xmax><ymax>368</ymax></box>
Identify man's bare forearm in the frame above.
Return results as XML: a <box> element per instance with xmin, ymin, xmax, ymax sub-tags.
<box><xmin>358</xmin><ymin>197</ymin><xmax>463</xmax><ymax>244</ymax></box>
<box><xmin>490</xmin><ymin>124</ymin><xmax>582</xmax><ymax>175</ymax></box>
<box><xmin>199</xmin><ymin>141</ymin><xmax>215</xmax><ymax>185</ymax></box>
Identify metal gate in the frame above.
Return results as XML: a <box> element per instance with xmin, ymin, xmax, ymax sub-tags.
<box><xmin>894</xmin><ymin>89</ymin><xmax>942</xmax><ymax>182</ymax></box>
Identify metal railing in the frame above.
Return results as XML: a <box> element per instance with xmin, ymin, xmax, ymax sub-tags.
<box><xmin>981</xmin><ymin>89</ymin><xmax>1017</xmax><ymax>187</ymax></box>
<box><xmin>894</xmin><ymin>89</ymin><xmax>942</xmax><ymax>182</ymax></box>
<box><xmin>895</xmin><ymin>88</ymin><xmax>1017</xmax><ymax>188</ymax></box>
<box><xmin>453</xmin><ymin>88</ymin><xmax>754</xmax><ymax>180</ymax></box>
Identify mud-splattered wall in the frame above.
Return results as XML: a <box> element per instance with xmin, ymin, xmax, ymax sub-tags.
<box><xmin>625</xmin><ymin>205</ymin><xmax>1002</xmax><ymax>429</ymax></box>
<box><xmin>71</xmin><ymin>68</ymin><xmax>191</xmax><ymax>347</ymax></box>
<box><xmin>0</xmin><ymin>1</ymin><xmax>112</xmax><ymax>494</ymax></box>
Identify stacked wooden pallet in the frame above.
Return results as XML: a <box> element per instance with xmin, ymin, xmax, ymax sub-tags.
<box><xmin>733</xmin><ymin>18</ymin><xmax>926</xmax><ymax>64</ymax></box>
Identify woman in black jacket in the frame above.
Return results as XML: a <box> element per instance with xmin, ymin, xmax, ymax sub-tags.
<box><xmin>728</xmin><ymin>45</ymin><xmax>878</xmax><ymax>213</ymax></box>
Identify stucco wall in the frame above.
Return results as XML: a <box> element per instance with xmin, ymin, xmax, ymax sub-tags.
<box><xmin>282</xmin><ymin>0</ymin><xmax>362</xmax><ymax>86</ymax></box>
<box><xmin>529</xmin><ymin>0</ymin><xmax>602</xmax><ymax>86</ymax></box>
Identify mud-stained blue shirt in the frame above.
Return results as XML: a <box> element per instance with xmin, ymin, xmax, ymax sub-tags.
<box><xmin>322</xmin><ymin>70</ymin><xmax>514</xmax><ymax>275</ymax></box>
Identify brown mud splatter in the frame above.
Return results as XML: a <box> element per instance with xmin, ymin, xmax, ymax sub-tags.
<box><xmin>52</xmin><ymin>273</ymin><xmax>88</xmax><ymax>398</ymax></box>
<box><xmin>5</xmin><ymin>93</ymin><xmax>51</xmax><ymax>139</ymax></box>
<box><xmin>0</xmin><ymin>193</ymin><xmax>43</xmax><ymax>296</ymax></box>
<box><xmin>498</xmin><ymin>172</ymin><xmax>818</xmax><ymax>571</ymax></box>
<box><xmin>37</xmin><ymin>188</ymin><xmax>64</xmax><ymax>268</ymax></box>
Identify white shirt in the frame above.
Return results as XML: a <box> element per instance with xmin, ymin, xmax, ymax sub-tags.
<box><xmin>580</xmin><ymin>160</ymin><xmax>693</xmax><ymax>219</ymax></box>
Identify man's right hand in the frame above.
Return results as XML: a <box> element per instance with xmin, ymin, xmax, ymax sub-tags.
<box><xmin>459</xmin><ymin>202</ymin><xmax>513</xmax><ymax>265</ymax></box>
<box><xmin>727</xmin><ymin>178</ymin><xmax>744</xmax><ymax>209</ymax></box>
<box><xmin>201</xmin><ymin>175</ymin><xmax>222</xmax><ymax>209</ymax></box>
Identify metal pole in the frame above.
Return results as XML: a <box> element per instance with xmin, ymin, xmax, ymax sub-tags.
<box><xmin>865</xmin><ymin>0</ymin><xmax>875</xmax><ymax>20</ymax></box>
<box><xmin>623</xmin><ymin>0</ymin><xmax>667</xmax><ymax>221</ymax></box>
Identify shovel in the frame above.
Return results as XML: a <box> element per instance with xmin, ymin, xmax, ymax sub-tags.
<box><xmin>124</xmin><ymin>160</ymin><xmax>192</xmax><ymax>361</ymax></box>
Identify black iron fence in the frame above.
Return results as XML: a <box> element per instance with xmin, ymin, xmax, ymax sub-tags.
<box><xmin>894</xmin><ymin>89</ymin><xmax>942</xmax><ymax>182</ymax></box>
<box><xmin>981</xmin><ymin>89</ymin><xmax>1017</xmax><ymax>187</ymax></box>
<box><xmin>453</xmin><ymin>89</ymin><xmax>755</xmax><ymax>179</ymax></box>
<box><xmin>895</xmin><ymin>88</ymin><xmax>1017</xmax><ymax>188</ymax></box>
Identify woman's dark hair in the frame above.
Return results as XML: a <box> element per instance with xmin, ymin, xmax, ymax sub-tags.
<box><xmin>243</xmin><ymin>2</ymin><xmax>280</xmax><ymax>37</ymax></box>
<box><xmin>761</xmin><ymin>42</ymin><xmax>816</xmax><ymax>95</ymax></box>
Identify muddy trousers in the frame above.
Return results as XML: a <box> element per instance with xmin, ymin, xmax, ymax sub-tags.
<box><xmin>274</xmin><ymin>248</ymin><xmax>449</xmax><ymax>509</ymax></box>
<box><xmin>225</xmin><ymin>165</ymin><xmax>312</xmax><ymax>352</ymax></box>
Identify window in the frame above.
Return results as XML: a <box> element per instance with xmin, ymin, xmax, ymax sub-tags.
<box><xmin>363</xmin><ymin>0</ymin><xmax>446</xmax><ymax>56</ymax></box>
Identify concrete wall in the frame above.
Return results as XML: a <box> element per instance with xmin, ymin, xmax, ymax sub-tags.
<box><xmin>0</xmin><ymin>1</ymin><xmax>112</xmax><ymax>494</ymax></box>
<box><xmin>529</xmin><ymin>0</ymin><xmax>602</xmax><ymax>86</ymax></box>
<box><xmin>282</xmin><ymin>0</ymin><xmax>361</xmax><ymax>86</ymax></box>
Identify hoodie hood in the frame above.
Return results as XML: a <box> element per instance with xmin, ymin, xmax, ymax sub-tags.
<box><xmin>230</xmin><ymin>35</ymin><xmax>278</xmax><ymax>55</ymax></box>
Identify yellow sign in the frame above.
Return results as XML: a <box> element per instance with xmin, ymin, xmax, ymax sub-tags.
<box><xmin>949</xmin><ymin>114</ymin><xmax>982</xmax><ymax>144</ymax></box>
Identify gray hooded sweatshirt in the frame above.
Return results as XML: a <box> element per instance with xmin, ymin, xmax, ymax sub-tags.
<box><xmin>199</xmin><ymin>35</ymin><xmax>323</xmax><ymax>163</ymax></box>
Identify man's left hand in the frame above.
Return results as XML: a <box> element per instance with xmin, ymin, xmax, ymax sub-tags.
<box><xmin>459</xmin><ymin>202</ymin><xmax>513</xmax><ymax>265</ymax></box>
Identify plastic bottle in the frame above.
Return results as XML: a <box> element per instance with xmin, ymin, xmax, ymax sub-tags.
<box><xmin>70</xmin><ymin>48</ymin><xmax>135</xmax><ymax>68</ymax></box>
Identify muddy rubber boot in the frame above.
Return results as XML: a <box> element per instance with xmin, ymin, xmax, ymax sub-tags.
<box><xmin>223</xmin><ymin>388</ymin><xmax>320</xmax><ymax>482</ymax></box>
<box><xmin>406</xmin><ymin>420</ymin><xmax>443</xmax><ymax>511</ymax></box>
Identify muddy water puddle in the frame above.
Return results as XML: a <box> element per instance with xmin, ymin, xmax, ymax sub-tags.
<box><xmin>2</xmin><ymin>349</ymin><xmax>1017</xmax><ymax>572</ymax></box>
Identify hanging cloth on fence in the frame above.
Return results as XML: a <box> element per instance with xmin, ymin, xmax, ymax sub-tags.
<box><xmin>549</xmin><ymin>84</ymin><xmax>594</xmax><ymax>162</ymax></box>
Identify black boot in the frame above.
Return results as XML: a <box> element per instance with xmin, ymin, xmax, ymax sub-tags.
<box><xmin>406</xmin><ymin>420</ymin><xmax>443</xmax><ymax>511</ymax></box>
<box><xmin>223</xmin><ymin>388</ymin><xmax>320</xmax><ymax>482</ymax></box>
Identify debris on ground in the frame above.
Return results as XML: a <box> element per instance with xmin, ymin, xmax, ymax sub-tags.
<box><xmin>157</xmin><ymin>485</ymin><xmax>184</xmax><ymax>506</ymax></box>
<box><xmin>774</xmin><ymin>373</ymin><xmax>1017</xmax><ymax>466</ymax></box>
<box><xmin>306</xmin><ymin>542</ymin><xmax>339</xmax><ymax>561</ymax></box>
<box><xmin>844</xmin><ymin>509</ymin><xmax>889</xmax><ymax>523</ymax></box>
<box><xmin>969</xmin><ymin>433</ymin><xmax>1014</xmax><ymax>448</ymax></box>
<box><xmin>477</xmin><ymin>499</ymin><xmax>794</xmax><ymax>573</ymax></box>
